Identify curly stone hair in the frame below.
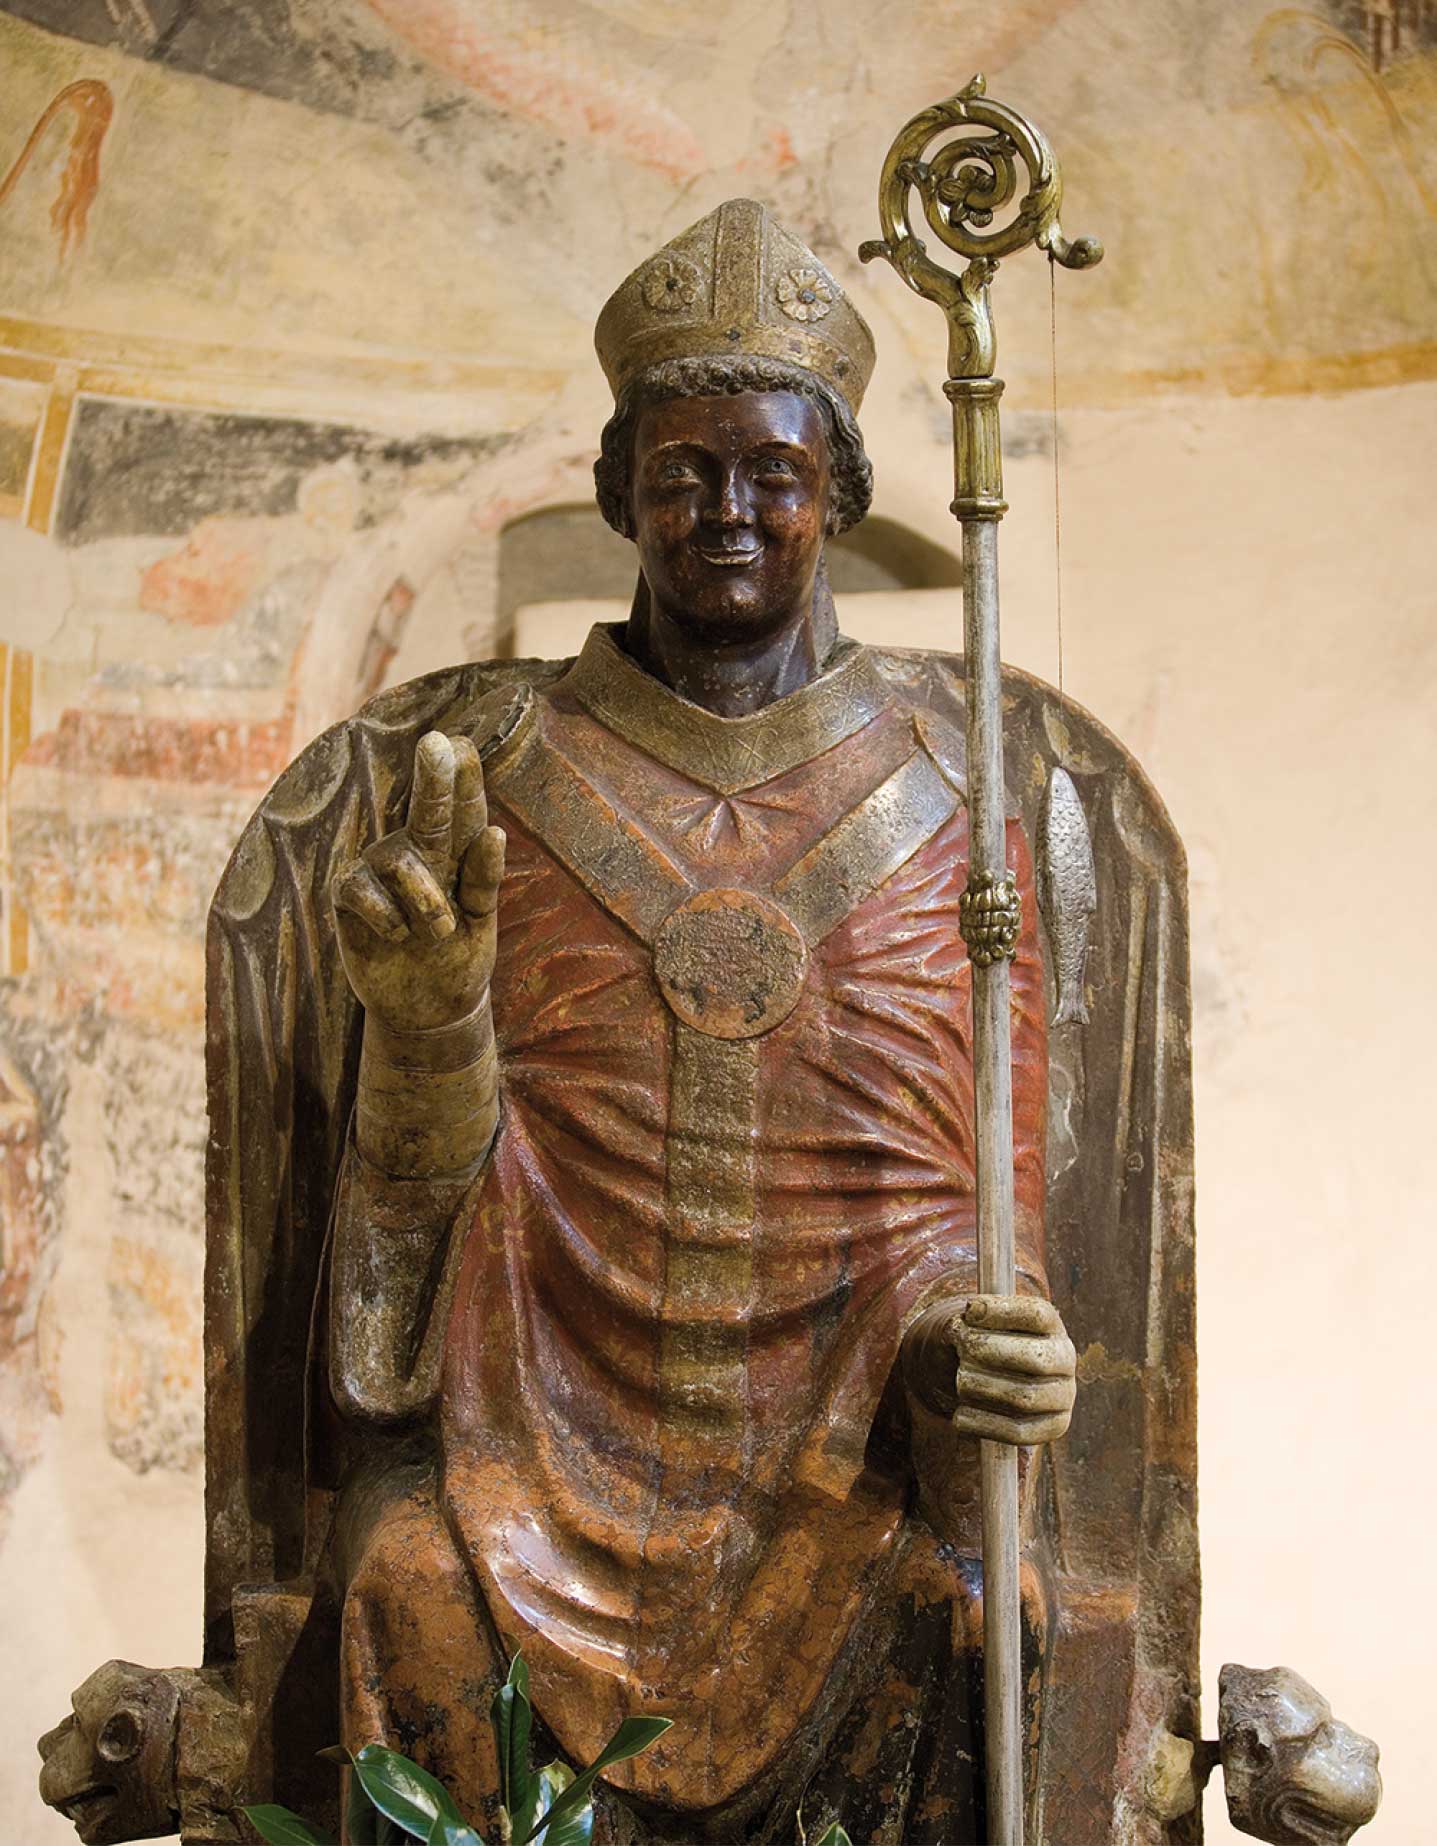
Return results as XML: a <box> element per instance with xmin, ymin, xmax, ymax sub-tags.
<box><xmin>593</xmin><ymin>355</ymin><xmax>874</xmax><ymax>541</ymax></box>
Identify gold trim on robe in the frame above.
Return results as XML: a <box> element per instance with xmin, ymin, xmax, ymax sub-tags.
<box><xmin>441</xmin><ymin>627</ymin><xmax>1049</xmax><ymax>1810</ymax></box>
<box><xmin>558</xmin><ymin>623</ymin><xmax>892</xmax><ymax>796</ymax></box>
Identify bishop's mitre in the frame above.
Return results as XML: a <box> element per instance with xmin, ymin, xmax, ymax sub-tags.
<box><xmin>594</xmin><ymin>197</ymin><xmax>876</xmax><ymax>415</ymax></box>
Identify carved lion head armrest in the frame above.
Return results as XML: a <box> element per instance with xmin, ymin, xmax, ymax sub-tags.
<box><xmin>1217</xmin><ymin>1664</ymin><xmax>1381</xmax><ymax>1844</ymax></box>
<box><xmin>38</xmin><ymin>1662</ymin><xmax>187</xmax><ymax>1845</ymax></box>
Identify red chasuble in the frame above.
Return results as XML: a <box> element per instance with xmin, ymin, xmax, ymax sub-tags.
<box><xmin>439</xmin><ymin>627</ymin><xmax>1048</xmax><ymax>1810</ymax></box>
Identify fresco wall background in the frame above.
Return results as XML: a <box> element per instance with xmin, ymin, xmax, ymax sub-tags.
<box><xmin>0</xmin><ymin>1</ymin><xmax>1433</xmax><ymax>1838</ymax></box>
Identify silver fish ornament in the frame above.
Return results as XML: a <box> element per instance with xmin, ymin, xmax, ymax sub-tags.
<box><xmin>1036</xmin><ymin>766</ymin><xmax>1097</xmax><ymax>1025</ymax></box>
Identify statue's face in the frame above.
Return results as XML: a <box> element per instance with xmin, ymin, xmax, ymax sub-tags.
<box><xmin>630</xmin><ymin>390</ymin><xmax>831</xmax><ymax>643</ymax></box>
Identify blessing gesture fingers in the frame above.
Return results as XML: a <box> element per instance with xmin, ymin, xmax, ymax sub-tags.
<box><xmin>953</xmin><ymin>1295</ymin><xmax>1077</xmax><ymax>1446</ymax></box>
<box><xmin>332</xmin><ymin>730</ymin><xmax>506</xmax><ymax>1034</ymax></box>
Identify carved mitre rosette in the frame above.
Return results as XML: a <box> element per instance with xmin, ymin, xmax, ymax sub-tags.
<box><xmin>594</xmin><ymin>197</ymin><xmax>876</xmax><ymax>412</ymax></box>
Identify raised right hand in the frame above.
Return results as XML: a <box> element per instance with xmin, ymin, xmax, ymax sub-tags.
<box><xmin>331</xmin><ymin>730</ymin><xmax>506</xmax><ymax>1034</ymax></box>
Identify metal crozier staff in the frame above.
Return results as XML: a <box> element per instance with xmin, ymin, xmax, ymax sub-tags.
<box><xmin>860</xmin><ymin>75</ymin><xmax>1102</xmax><ymax>1846</ymax></box>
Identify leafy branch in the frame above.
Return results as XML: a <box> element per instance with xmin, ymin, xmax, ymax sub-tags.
<box><xmin>244</xmin><ymin>1660</ymin><xmax>852</xmax><ymax>1846</ymax></box>
<box><xmin>244</xmin><ymin>1653</ymin><xmax>669</xmax><ymax>1846</ymax></box>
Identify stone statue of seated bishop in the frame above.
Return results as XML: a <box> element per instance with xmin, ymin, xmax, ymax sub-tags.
<box><xmin>38</xmin><ymin>199</ymin><xmax>1380</xmax><ymax>1846</ymax></box>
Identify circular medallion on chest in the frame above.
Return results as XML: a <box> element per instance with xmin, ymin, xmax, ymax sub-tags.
<box><xmin>653</xmin><ymin>888</ymin><xmax>808</xmax><ymax>1039</ymax></box>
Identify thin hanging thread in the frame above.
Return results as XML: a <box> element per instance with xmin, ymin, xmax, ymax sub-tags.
<box><xmin>1049</xmin><ymin>258</ymin><xmax>1065</xmax><ymax>698</ymax></box>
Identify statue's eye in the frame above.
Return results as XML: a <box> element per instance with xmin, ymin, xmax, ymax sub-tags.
<box><xmin>754</xmin><ymin>456</ymin><xmax>797</xmax><ymax>481</ymax></box>
<box><xmin>656</xmin><ymin>461</ymin><xmax>698</xmax><ymax>486</ymax></box>
<box><xmin>98</xmin><ymin>1710</ymin><xmax>143</xmax><ymax>1764</ymax></box>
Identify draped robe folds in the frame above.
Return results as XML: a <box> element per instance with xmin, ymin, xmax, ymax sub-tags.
<box><xmin>348</xmin><ymin>627</ymin><xmax>1050</xmax><ymax>1815</ymax></box>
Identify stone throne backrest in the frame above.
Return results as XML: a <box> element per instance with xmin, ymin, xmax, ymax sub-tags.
<box><xmin>201</xmin><ymin>646</ymin><xmax>1198</xmax><ymax>1842</ymax></box>
<box><xmin>202</xmin><ymin>655</ymin><xmax>568</xmax><ymax>1826</ymax></box>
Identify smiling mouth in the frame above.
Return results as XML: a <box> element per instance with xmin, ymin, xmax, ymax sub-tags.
<box><xmin>694</xmin><ymin>545</ymin><xmax>762</xmax><ymax>567</ymax></box>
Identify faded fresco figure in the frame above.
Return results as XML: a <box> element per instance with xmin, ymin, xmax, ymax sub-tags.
<box><xmin>35</xmin><ymin>202</ymin><xmax>1379</xmax><ymax>1846</ymax></box>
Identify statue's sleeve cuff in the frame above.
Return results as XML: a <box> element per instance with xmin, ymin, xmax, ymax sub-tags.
<box><xmin>342</xmin><ymin>1131</ymin><xmax>490</xmax><ymax>1233</ymax></box>
<box><xmin>328</xmin><ymin>1130</ymin><xmax>492</xmax><ymax>1424</ymax></box>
